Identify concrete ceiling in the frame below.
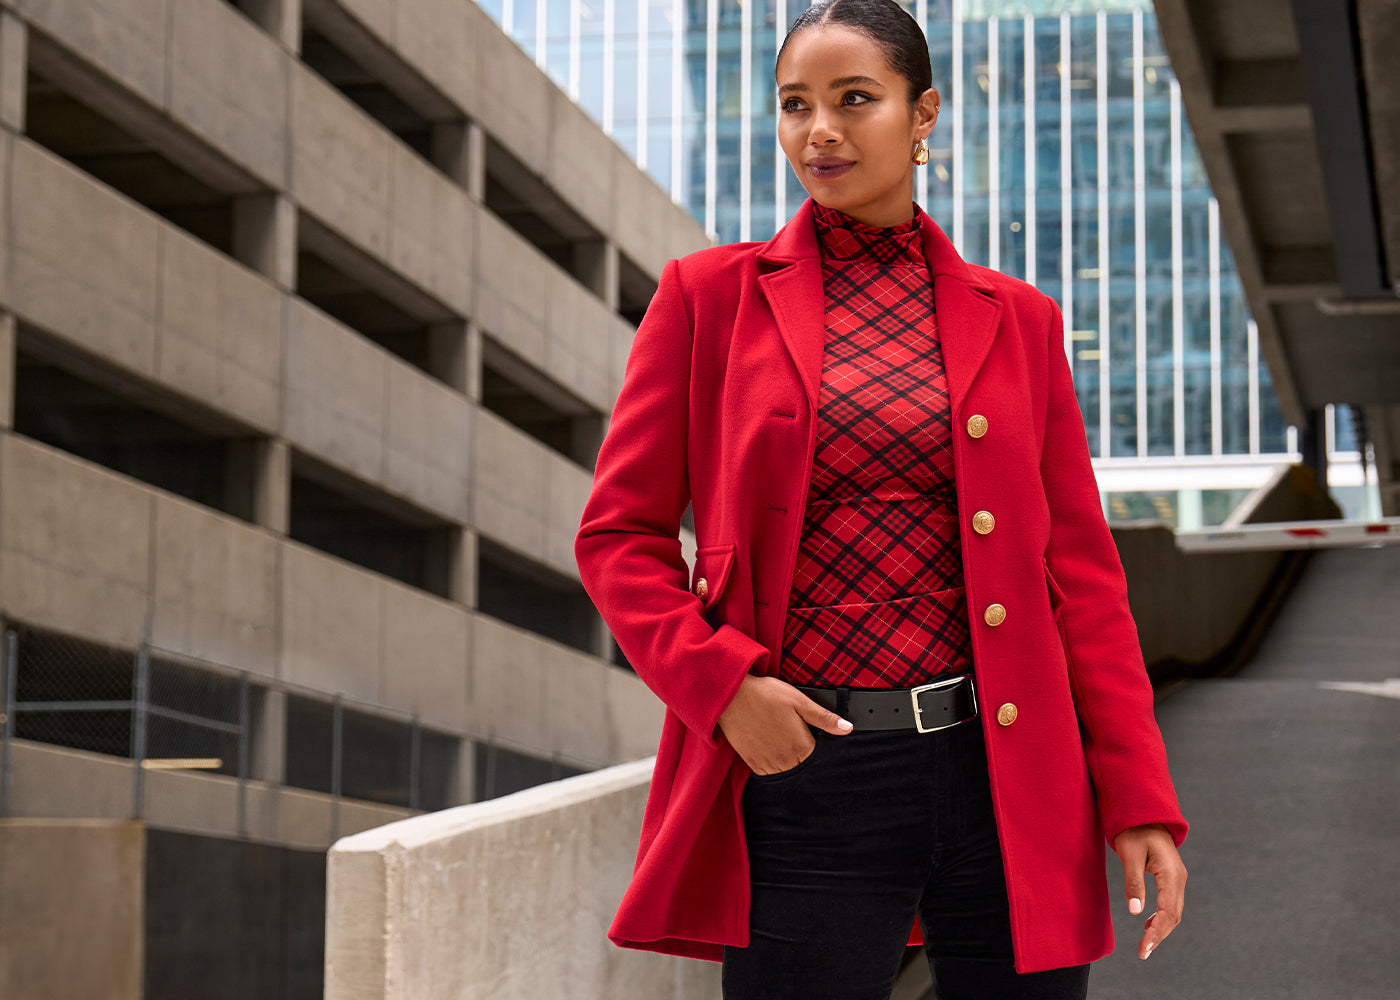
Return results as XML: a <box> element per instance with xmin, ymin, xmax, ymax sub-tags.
<box><xmin>1152</xmin><ymin>0</ymin><xmax>1400</xmax><ymax>515</ymax></box>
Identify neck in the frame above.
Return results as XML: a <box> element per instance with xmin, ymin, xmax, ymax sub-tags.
<box><xmin>817</xmin><ymin>188</ymin><xmax>917</xmax><ymax>229</ymax></box>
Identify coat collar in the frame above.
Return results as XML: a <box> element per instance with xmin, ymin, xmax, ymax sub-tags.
<box><xmin>755</xmin><ymin>196</ymin><xmax>1002</xmax><ymax>417</ymax></box>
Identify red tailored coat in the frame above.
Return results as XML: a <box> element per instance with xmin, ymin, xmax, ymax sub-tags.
<box><xmin>574</xmin><ymin>196</ymin><xmax>1188</xmax><ymax>974</ymax></box>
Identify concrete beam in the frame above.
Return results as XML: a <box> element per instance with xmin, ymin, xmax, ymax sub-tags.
<box><xmin>1356</xmin><ymin>0</ymin><xmax>1400</xmax><ymax>291</ymax></box>
<box><xmin>1214</xmin><ymin>56</ymin><xmax>1306</xmax><ymax>109</ymax></box>
<box><xmin>1289</xmin><ymin>0</ymin><xmax>1390</xmax><ymax>297</ymax></box>
<box><xmin>1152</xmin><ymin>0</ymin><xmax>1308</xmax><ymax>427</ymax></box>
<box><xmin>1214</xmin><ymin>103</ymin><xmax>1311</xmax><ymax>134</ymax></box>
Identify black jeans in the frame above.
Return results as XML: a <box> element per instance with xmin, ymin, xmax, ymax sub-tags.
<box><xmin>721</xmin><ymin>715</ymin><xmax>1091</xmax><ymax>1000</ymax></box>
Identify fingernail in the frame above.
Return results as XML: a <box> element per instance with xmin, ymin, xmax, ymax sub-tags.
<box><xmin>1143</xmin><ymin>943</ymin><xmax>1155</xmax><ymax>959</ymax></box>
<box><xmin>1129</xmin><ymin>897</ymin><xmax>1143</xmax><ymax>915</ymax></box>
<box><xmin>836</xmin><ymin>718</ymin><xmax>853</xmax><ymax>732</ymax></box>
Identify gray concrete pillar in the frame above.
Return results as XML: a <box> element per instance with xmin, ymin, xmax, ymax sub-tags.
<box><xmin>239</xmin><ymin>0</ymin><xmax>302</xmax><ymax>51</ymax></box>
<box><xmin>0</xmin><ymin>313</ymin><xmax>14</xmax><ymax>430</ymax></box>
<box><xmin>452</xmin><ymin>738</ymin><xmax>476</xmax><ymax>806</ymax></box>
<box><xmin>1298</xmin><ymin>406</ymin><xmax>1329</xmax><ymax>491</ymax></box>
<box><xmin>464</xmin><ymin>322</ymin><xmax>484</xmax><ymax>403</ymax></box>
<box><xmin>574</xmin><ymin>238</ymin><xmax>620</xmax><ymax>312</ymax></box>
<box><xmin>427</xmin><ymin>320</ymin><xmax>469</xmax><ymax>394</ymax></box>
<box><xmin>592</xmin><ymin>614</ymin><xmax>613</xmax><ymax>661</ymax></box>
<box><xmin>0</xmin><ymin>12</ymin><xmax>26</xmax><ymax>134</ymax></box>
<box><xmin>430</xmin><ymin>120</ymin><xmax>472</xmax><ymax>190</ymax></box>
<box><xmin>253</xmin><ymin>687</ymin><xmax>287</xmax><ymax>785</ymax></box>
<box><xmin>573</xmin><ymin>413</ymin><xmax>606</xmax><ymax>470</ymax></box>
<box><xmin>464</xmin><ymin>121</ymin><xmax>487</xmax><ymax>204</ymax></box>
<box><xmin>231</xmin><ymin>193</ymin><xmax>296</xmax><ymax>292</ymax></box>
<box><xmin>225</xmin><ymin>439</ymin><xmax>290</xmax><ymax>534</ymax></box>
<box><xmin>452</xmin><ymin>527</ymin><xmax>477</xmax><ymax>608</ymax></box>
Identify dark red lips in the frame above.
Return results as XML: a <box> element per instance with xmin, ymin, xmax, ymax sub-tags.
<box><xmin>806</xmin><ymin>157</ymin><xmax>855</xmax><ymax>180</ymax></box>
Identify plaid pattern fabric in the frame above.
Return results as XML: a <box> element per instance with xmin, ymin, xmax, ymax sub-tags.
<box><xmin>779</xmin><ymin>201</ymin><xmax>973</xmax><ymax>688</ymax></box>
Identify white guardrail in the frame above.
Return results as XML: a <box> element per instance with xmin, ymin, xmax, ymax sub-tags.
<box><xmin>1175</xmin><ymin>517</ymin><xmax>1400</xmax><ymax>553</ymax></box>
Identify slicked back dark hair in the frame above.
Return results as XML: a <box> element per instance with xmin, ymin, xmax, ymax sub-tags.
<box><xmin>776</xmin><ymin>0</ymin><xmax>933</xmax><ymax>107</ymax></box>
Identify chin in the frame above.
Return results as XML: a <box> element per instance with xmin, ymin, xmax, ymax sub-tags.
<box><xmin>805</xmin><ymin>187</ymin><xmax>865</xmax><ymax>211</ymax></box>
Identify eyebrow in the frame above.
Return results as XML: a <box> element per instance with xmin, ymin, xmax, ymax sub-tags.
<box><xmin>777</xmin><ymin>75</ymin><xmax>885</xmax><ymax>97</ymax></box>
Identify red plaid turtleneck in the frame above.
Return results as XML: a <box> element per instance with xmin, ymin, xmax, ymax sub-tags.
<box><xmin>778</xmin><ymin>200</ymin><xmax>973</xmax><ymax>688</ymax></box>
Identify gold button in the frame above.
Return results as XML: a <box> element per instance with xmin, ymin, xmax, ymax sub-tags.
<box><xmin>984</xmin><ymin>603</ymin><xmax>1006</xmax><ymax>626</ymax></box>
<box><xmin>972</xmin><ymin>510</ymin><xmax>995</xmax><ymax>535</ymax></box>
<box><xmin>695</xmin><ymin>577</ymin><xmax>709</xmax><ymax>600</ymax></box>
<box><xmin>997</xmin><ymin>703</ymin><xmax>1018</xmax><ymax>726</ymax></box>
<box><xmin>967</xmin><ymin>414</ymin><xmax>988</xmax><ymax>438</ymax></box>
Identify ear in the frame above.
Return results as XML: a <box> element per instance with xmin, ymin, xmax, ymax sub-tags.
<box><xmin>915</xmin><ymin>87</ymin><xmax>940</xmax><ymax>137</ymax></box>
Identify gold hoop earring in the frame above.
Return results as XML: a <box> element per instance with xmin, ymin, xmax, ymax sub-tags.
<box><xmin>913</xmin><ymin>137</ymin><xmax>930</xmax><ymax>165</ymax></box>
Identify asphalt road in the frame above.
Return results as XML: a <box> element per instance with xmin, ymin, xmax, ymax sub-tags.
<box><xmin>1087</xmin><ymin>543</ymin><xmax>1400</xmax><ymax>1000</ymax></box>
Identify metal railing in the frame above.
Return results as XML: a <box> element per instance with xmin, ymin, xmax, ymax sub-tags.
<box><xmin>0</xmin><ymin>624</ymin><xmax>593</xmax><ymax>832</ymax></box>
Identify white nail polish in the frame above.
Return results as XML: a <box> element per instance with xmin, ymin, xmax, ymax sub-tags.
<box><xmin>1129</xmin><ymin>897</ymin><xmax>1143</xmax><ymax>915</ymax></box>
<box><xmin>1143</xmin><ymin>943</ymin><xmax>1155</xmax><ymax>959</ymax></box>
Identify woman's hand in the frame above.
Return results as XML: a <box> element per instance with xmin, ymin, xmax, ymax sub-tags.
<box><xmin>1111</xmin><ymin>823</ymin><xmax>1187</xmax><ymax>960</ymax></box>
<box><xmin>717</xmin><ymin>674</ymin><xmax>853</xmax><ymax>775</ymax></box>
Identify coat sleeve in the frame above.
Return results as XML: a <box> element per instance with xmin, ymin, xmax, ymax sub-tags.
<box><xmin>1038</xmin><ymin>294</ymin><xmax>1190</xmax><ymax>849</ymax></box>
<box><xmin>574</xmin><ymin>257</ymin><xmax>769</xmax><ymax>749</ymax></box>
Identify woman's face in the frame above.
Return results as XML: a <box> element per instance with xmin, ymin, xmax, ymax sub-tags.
<box><xmin>775</xmin><ymin>24</ymin><xmax>939</xmax><ymax>229</ymax></box>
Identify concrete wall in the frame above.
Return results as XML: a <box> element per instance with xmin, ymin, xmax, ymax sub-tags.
<box><xmin>2</xmin><ymin>739</ymin><xmax>412</xmax><ymax>849</ymax></box>
<box><xmin>325</xmin><ymin>758</ymin><xmax>719</xmax><ymax>1000</ymax></box>
<box><xmin>1115</xmin><ymin>463</ymin><xmax>1343</xmax><ymax>676</ymax></box>
<box><xmin>0</xmin><ymin>0</ymin><xmax>703</xmax><ymax>810</ymax></box>
<box><xmin>0</xmin><ymin>0</ymin><xmax>706</xmax><ymax>996</ymax></box>
<box><xmin>0</xmin><ymin>820</ymin><xmax>145</xmax><ymax>1000</ymax></box>
<box><xmin>0</xmin><ymin>819</ymin><xmax>332</xmax><ymax>1000</ymax></box>
<box><xmin>0</xmin><ymin>434</ymin><xmax>663</xmax><ymax>765</ymax></box>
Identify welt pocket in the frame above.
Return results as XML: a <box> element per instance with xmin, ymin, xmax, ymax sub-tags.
<box><xmin>1043</xmin><ymin>557</ymin><xmax>1068</xmax><ymax>619</ymax></box>
<box><xmin>692</xmin><ymin>541</ymin><xmax>737</xmax><ymax>612</ymax></box>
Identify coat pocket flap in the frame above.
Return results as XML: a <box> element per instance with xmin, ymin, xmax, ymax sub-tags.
<box><xmin>1043</xmin><ymin>557</ymin><xmax>1068</xmax><ymax>619</ymax></box>
<box><xmin>691</xmin><ymin>542</ymin><xmax>737</xmax><ymax>612</ymax></box>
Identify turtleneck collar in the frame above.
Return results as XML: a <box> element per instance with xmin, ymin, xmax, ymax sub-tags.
<box><xmin>811</xmin><ymin>199</ymin><xmax>927</xmax><ymax>268</ymax></box>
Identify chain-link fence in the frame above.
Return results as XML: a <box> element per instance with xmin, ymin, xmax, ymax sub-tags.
<box><xmin>0</xmin><ymin>623</ymin><xmax>588</xmax><ymax>834</ymax></box>
<box><xmin>0</xmin><ymin>626</ymin><xmax>257</xmax><ymax>827</ymax></box>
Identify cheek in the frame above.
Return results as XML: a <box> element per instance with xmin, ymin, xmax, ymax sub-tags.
<box><xmin>777</xmin><ymin>126</ymin><xmax>803</xmax><ymax>163</ymax></box>
<box><xmin>866</xmin><ymin>119</ymin><xmax>913</xmax><ymax>164</ymax></box>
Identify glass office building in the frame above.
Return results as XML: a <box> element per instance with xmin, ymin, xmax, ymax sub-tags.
<box><xmin>475</xmin><ymin>0</ymin><xmax>1378</xmax><ymax>522</ymax></box>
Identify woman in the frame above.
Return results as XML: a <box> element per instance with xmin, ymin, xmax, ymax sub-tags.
<box><xmin>574</xmin><ymin>0</ymin><xmax>1188</xmax><ymax>996</ymax></box>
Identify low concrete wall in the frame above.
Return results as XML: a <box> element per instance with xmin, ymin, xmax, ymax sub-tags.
<box><xmin>0</xmin><ymin>820</ymin><xmax>144</xmax><ymax>1000</ymax></box>
<box><xmin>324</xmin><ymin>757</ymin><xmax>719</xmax><ymax>1000</ymax></box>
<box><xmin>1115</xmin><ymin>463</ymin><xmax>1343</xmax><ymax>679</ymax></box>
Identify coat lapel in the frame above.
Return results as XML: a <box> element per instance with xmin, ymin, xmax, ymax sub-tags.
<box><xmin>755</xmin><ymin>196</ymin><xmax>1004</xmax><ymax>420</ymax></box>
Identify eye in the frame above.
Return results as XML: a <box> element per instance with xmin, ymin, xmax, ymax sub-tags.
<box><xmin>780</xmin><ymin>97</ymin><xmax>805</xmax><ymax>113</ymax></box>
<box><xmin>843</xmin><ymin>91</ymin><xmax>873</xmax><ymax>105</ymax></box>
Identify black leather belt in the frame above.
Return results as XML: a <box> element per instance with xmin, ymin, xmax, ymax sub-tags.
<box><xmin>797</xmin><ymin>672</ymin><xmax>979</xmax><ymax>733</ymax></box>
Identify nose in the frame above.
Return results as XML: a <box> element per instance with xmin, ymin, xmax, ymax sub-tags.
<box><xmin>809</xmin><ymin>105</ymin><xmax>840</xmax><ymax>146</ymax></box>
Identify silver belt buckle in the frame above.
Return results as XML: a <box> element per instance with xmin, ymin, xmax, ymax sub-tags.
<box><xmin>911</xmin><ymin>673</ymin><xmax>977</xmax><ymax>733</ymax></box>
